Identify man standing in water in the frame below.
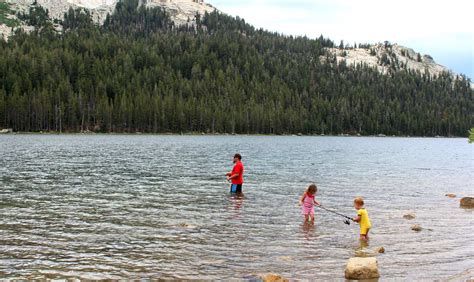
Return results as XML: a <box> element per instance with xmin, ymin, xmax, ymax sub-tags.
<box><xmin>226</xmin><ymin>153</ymin><xmax>244</xmax><ymax>193</ymax></box>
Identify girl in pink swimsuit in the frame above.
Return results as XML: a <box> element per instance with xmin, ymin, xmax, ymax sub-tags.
<box><xmin>299</xmin><ymin>184</ymin><xmax>320</xmax><ymax>224</ymax></box>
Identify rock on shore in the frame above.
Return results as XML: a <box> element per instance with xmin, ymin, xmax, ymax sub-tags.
<box><xmin>345</xmin><ymin>257</ymin><xmax>380</xmax><ymax>280</ymax></box>
<box><xmin>460</xmin><ymin>197</ymin><xmax>474</xmax><ymax>208</ymax></box>
<box><xmin>403</xmin><ymin>213</ymin><xmax>416</xmax><ymax>220</ymax></box>
<box><xmin>411</xmin><ymin>224</ymin><xmax>422</xmax><ymax>232</ymax></box>
<box><xmin>0</xmin><ymin>128</ymin><xmax>13</xmax><ymax>134</ymax></box>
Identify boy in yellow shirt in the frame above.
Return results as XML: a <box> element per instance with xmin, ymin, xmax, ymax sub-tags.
<box><xmin>353</xmin><ymin>196</ymin><xmax>371</xmax><ymax>241</ymax></box>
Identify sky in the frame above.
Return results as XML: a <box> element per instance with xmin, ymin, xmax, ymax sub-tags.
<box><xmin>211</xmin><ymin>0</ymin><xmax>473</xmax><ymax>80</ymax></box>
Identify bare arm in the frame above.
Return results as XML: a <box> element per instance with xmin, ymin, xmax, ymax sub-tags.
<box><xmin>226</xmin><ymin>171</ymin><xmax>240</xmax><ymax>181</ymax></box>
<box><xmin>314</xmin><ymin>199</ymin><xmax>320</xmax><ymax>206</ymax></box>
<box><xmin>299</xmin><ymin>192</ymin><xmax>306</xmax><ymax>205</ymax></box>
<box><xmin>227</xmin><ymin>173</ymin><xmax>239</xmax><ymax>180</ymax></box>
<box><xmin>353</xmin><ymin>215</ymin><xmax>361</xmax><ymax>222</ymax></box>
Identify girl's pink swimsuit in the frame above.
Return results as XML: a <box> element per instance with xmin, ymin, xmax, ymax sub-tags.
<box><xmin>302</xmin><ymin>193</ymin><xmax>315</xmax><ymax>215</ymax></box>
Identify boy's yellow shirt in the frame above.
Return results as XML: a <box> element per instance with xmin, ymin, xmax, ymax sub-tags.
<box><xmin>357</xmin><ymin>208</ymin><xmax>372</xmax><ymax>230</ymax></box>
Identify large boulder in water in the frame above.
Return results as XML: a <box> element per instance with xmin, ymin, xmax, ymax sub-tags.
<box><xmin>344</xmin><ymin>257</ymin><xmax>380</xmax><ymax>279</ymax></box>
<box><xmin>460</xmin><ymin>197</ymin><xmax>474</xmax><ymax>208</ymax></box>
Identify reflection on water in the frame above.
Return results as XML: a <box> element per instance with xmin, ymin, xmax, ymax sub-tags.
<box><xmin>358</xmin><ymin>239</ymin><xmax>370</xmax><ymax>250</ymax></box>
<box><xmin>301</xmin><ymin>222</ymin><xmax>317</xmax><ymax>241</ymax></box>
<box><xmin>227</xmin><ymin>194</ymin><xmax>245</xmax><ymax>220</ymax></box>
<box><xmin>0</xmin><ymin>135</ymin><xmax>473</xmax><ymax>280</ymax></box>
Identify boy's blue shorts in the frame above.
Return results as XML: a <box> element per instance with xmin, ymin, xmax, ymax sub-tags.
<box><xmin>230</xmin><ymin>184</ymin><xmax>242</xmax><ymax>193</ymax></box>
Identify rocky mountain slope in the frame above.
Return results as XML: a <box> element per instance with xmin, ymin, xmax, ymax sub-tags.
<box><xmin>1</xmin><ymin>0</ymin><xmax>215</xmax><ymax>38</ymax></box>
<box><xmin>4</xmin><ymin>0</ymin><xmax>117</xmax><ymax>23</ymax></box>
<box><xmin>324</xmin><ymin>43</ymin><xmax>453</xmax><ymax>79</ymax></box>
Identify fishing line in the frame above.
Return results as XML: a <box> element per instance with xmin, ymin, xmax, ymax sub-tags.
<box><xmin>316</xmin><ymin>205</ymin><xmax>353</xmax><ymax>225</ymax></box>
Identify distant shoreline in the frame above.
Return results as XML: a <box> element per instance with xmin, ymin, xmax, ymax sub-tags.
<box><xmin>0</xmin><ymin>131</ymin><xmax>467</xmax><ymax>138</ymax></box>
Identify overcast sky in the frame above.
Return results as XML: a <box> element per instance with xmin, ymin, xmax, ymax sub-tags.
<box><xmin>211</xmin><ymin>0</ymin><xmax>473</xmax><ymax>80</ymax></box>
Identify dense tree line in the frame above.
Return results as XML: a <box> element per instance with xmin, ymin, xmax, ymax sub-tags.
<box><xmin>0</xmin><ymin>0</ymin><xmax>472</xmax><ymax>135</ymax></box>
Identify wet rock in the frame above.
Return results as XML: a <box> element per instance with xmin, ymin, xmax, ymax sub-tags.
<box><xmin>376</xmin><ymin>246</ymin><xmax>385</xmax><ymax>253</ymax></box>
<box><xmin>445</xmin><ymin>193</ymin><xmax>456</xmax><ymax>198</ymax></box>
<box><xmin>256</xmin><ymin>273</ymin><xmax>289</xmax><ymax>282</ymax></box>
<box><xmin>344</xmin><ymin>257</ymin><xmax>380</xmax><ymax>280</ymax></box>
<box><xmin>411</xmin><ymin>224</ymin><xmax>422</xmax><ymax>232</ymax></box>
<box><xmin>403</xmin><ymin>213</ymin><xmax>416</xmax><ymax>220</ymax></box>
<box><xmin>460</xmin><ymin>197</ymin><xmax>474</xmax><ymax>208</ymax></box>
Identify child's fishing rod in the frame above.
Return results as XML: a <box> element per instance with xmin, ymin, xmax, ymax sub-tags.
<box><xmin>317</xmin><ymin>205</ymin><xmax>354</xmax><ymax>225</ymax></box>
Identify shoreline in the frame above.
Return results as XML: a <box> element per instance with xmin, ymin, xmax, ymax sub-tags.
<box><xmin>0</xmin><ymin>131</ymin><xmax>468</xmax><ymax>138</ymax></box>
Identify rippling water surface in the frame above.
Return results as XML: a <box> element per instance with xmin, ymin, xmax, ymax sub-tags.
<box><xmin>0</xmin><ymin>135</ymin><xmax>473</xmax><ymax>280</ymax></box>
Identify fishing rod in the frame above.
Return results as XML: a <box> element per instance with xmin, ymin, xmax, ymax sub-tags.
<box><xmin>316</xmin><ymin>205</ymin><xmax>354</xmax><ymax>225</ymax></box>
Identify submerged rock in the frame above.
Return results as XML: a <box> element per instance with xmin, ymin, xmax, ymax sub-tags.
<box><xmin>403</xmin><ymin>213</ymin><xmax>416</xmax><ymax>220</ymax></box>
<box><xmin>354</xmin><ymin>249</ymin><xmax>374</xmax><ymax>258</ymax></box>
<box><xmin>255</xmin><ymin>273</ymin><xmax>289</xmax><ymax>282</ymax></box>
<box><xmin>277</xmin><ymin>256</ymin><xmax>293</xmax><ymax>262</ymax></box>
<box><xmin>445</xmin><ymin>193</ymin><xmax>456</xmax><ymax>198</ymax></box>
<box><xmin>344</xmin><ymin>257</ymin><xmax>380</xmax><ymax>279</ymax></box>
<box><xmin>444</xmin><ymin>267</ymin><xmax>474</xmax><ymax>281</ymax></box>
<box><xmin>355</xmin><ymin>246</ymin><xmax>385</xmax><ymax>258</ymax></box>
<box><xmin>460</xmin><ymin>197</ymin><xmax>474</xmax><ymax>208</ymax></box>
<box><xmin>411</xmin><ymin>224</ymin><xmax>422</xmax><ymax>232</ymax></box>
<box><xmin>200</xmin><ymin>259</ymin><xmax>225</xmax><ymax>265</ymax></box>
<box><xmin>178</xmin><ymin>222</ymin><xmax>197</xmax><ymax>229</ymax></box>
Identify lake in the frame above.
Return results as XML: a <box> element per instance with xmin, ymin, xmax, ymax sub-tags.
<box><xmin>0</xmin><ymin>135</ymin><xmax>473</xmax><ymax>280</ymax></box>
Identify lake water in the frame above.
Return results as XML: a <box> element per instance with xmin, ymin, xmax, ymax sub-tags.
<box><xmin>0</xmin><ymin>135</ymin><xmax>473</xmax><ymax>280</ymax></box>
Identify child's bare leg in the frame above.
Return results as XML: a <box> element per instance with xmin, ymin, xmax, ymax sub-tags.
<box><xmin>304</xmin><ymin>214</ymin><xmax>309</xmax><ymax>223</ymax></box>
<box><xmin>310</xmin><ymin>214</ymin><xmax>315</xmax><ymax>224</ymax></box>
<box><xmin>358</xmin><ymin>238</ymin><xmax>369</xmax><ymax>249</ymax></box>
